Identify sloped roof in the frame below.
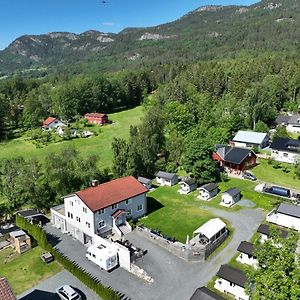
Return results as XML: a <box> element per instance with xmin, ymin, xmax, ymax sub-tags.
<box><xmin>137</xmin><ymin>177</ymin><xmax>151</xmax><ymax>184</ymax></box>
<box><xmin>232</xmin><ymin>130</ymin><xmax>268</xmax><ymax>145</ymax></box>
<box><xmin>43</xmin><ymin>117</ymin><xmax>57</xmax><ymax>126</ymax></box>
<box><xmin>270</xmin><ymin>137</ymin><xmax>300</xmax><ymax>153</ymax></box>
<box><xmin>216</xmin><ymin>145</ymin><xmax>255</xmax><ymax>165</ymax></box>
<box><xmin>287</xmin><ymin>114</ymin><xmax>300</xmax><ymax>125</ymax></box>
<box><xmin>216</xmin><ymin>265</ymin><xmax>248</xmax><ymax>288</ymax></box>
<box><xmin>200</xmin><ymin>182</ymin><xmax>218</xmax><ymax>192</ymax></box>
<box><xmin>181</xmin><ymin>176</ymin><xmax>196</xmax><ymax>186</ymax></box>
<box><xmin>257</xmin><ymin>224</ymin><xmax>288</xmax><ymax>239</ymax></box>
<box><xmin>190</xmin><ymin>287</ymin><xmax>225</xmax><ymax>300</ymax></box>
<box><xmin>156</xmin><ymin>171</ymin><xmax>177</xmax><ymax>180</ymax></box>
<box><xmin>193</xmin><ymin>218</ymin><xmax>226</xmax><ymax>239</ymax></box>
<box><xmin>277</xmin><ymin>203</ymin><xmax>300</xmax><ymax>218</ymax></box>
<box><xmin>237</xmin><ymin>241</ymin><xmax>254</xmax><ymax>256</ymax></box>
<box><xmin>275</xmin><ymin>114</ymin><xmax>290</xmax><ymax>126</ymax></box>
<box><xmin>73</xmin><ymin>176</ymin><xmax>148</xmax><ymax>212</ymax></box>
<box><xmin>223</xmin><ymin>188</ymin><xmax>240</xmax><ymax>197</ymax></box>
<box><xmin>0</xmin><ymin>278</ymin><xmax>16</xmax><ymax>300</ymax></box>
<box><xmin>85</xmin><ymin>113</ymin><xmax>107</xmax><ymax>118</ymax></box>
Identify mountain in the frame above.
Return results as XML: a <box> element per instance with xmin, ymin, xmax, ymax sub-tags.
<box><xmin>0</xmin><ymin>0</ymin><xmax>299</xmax><ymax>76</ymax></box>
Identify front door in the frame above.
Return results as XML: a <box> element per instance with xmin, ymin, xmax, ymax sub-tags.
<box><xmin>115</xmin><ymin>215</ymin><xmax>124</xmax><ymax>226</ymax></box>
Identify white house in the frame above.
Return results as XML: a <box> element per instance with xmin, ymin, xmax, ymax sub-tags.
<box><xmin>137</xmin><ymin>177</ymin><xmax>152</xmax><ymax>190</ymax></box>
<box><xmin>51</xmin><ymin>176</ymin><xmax>148</xmax><ymax>245</ymax></box>
<box><xmin>236</xmin><ymin>241</ymin><xmax>258</xmax><ymax>268</ymax></box>
<box><xmin>267</xmin><ymin>203</ymin><xmax>300</xmax><ymax>231</ymax></box>
<box><xmin>256</xmin><ymin>223</ymin><xmax>288</xmax><ymax>243</ymax></box>
<box><xmin>286</xmin><ymin>114</ymin><xmax>300</xmax><ymax>133</ymax></box>
<box><xmin>214</xmin><ymin>264</ymin><xmax>249</xmax><ymax>300</ymax></box>
<box><xmin>220</xmin><ymin>188</ymin><xmax>241</xmax><ymax>207</ymax></box>
<box><xmin>42</xmin><ymin>117</ymin><xmax>66</xmax><ymax>131</ymax></box>
<box><xmin>178</xmin><ymin>177</ymin><xmax>197</xmax><ymax>194</ymax></box>
<box><xmin>198</xmin><ymin>183</ymin><xmax>218</xmax><ymax>200</ymax></box>
<box><xmin>231</xmin><ymin>130</ymin><xmax>269</xmax><ymax>149</ymax></box>
<box><xmin>156</xmin><ymin>171</ymin><xmax>178</xmax><ymax>186</ymax></box>
<box><xmin>270</xmin><ymin>137</ymin><xmax>300</xmax><ymax>164</ymax></box>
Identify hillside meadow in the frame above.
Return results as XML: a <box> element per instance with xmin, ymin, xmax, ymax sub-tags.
<box><xmin>0</xmin><ymin>106</ymin><xmax>144</xmax><ymax>169</ymax></box>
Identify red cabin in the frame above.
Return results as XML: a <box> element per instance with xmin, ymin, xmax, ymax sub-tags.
<box><xmin>85</xmin><ymin>113</ymin><xmax>109</xmax><ymax>125</ymax></box>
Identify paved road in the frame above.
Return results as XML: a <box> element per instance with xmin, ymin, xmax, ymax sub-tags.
<box><xmin>43</xmin><ymin>206</ymin><xmax>264</xmax><ymax>300</ymax></box>
<box><xmin>18</xmin><ymin>270</ymin><xmax>100</xmax><ymax>300</ymax></box>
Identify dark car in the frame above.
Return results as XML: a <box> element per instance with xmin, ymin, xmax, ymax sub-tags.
<box><xmin>242</xmin><ymin>171</ymin><xmax>257</xmax><ymax>181</ymax></box>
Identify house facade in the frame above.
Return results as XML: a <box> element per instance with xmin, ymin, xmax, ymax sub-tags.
<box><xmin>270</xmin><ymin>137</ymin><xmax>300</xmax><ymax>164</ymax></box>
<box><xmin>231</xmin><ymin>130</ymin><xmax>269</xmax><ymax>149</ymax></box>
<box><xmin>236</xmin><ymin>241</ymin><xmax>258</xmax><ymax>268</ymax></box>
<box><xmin>42</xmin><ymin>117</ymin><xmax>66</xmax><ymax>131</ymax></box>
<box><xmin>51</xmin><ymin>176</ymin><xmax>148</xmax><ymax>244</ymax></box>
<box><xmin>267</xmin><ymin>203</ymin><xmax>300</xmax><ymax>231</ymax></box>
<box><xmin>156</xmin><ymin>171</ymin><xmax>178</xmax><ymax>186</ymax></box>
<box><xmin>214</xmin><ymin>265</ymin><xmax>249</xmax><ymax>300</ymax></box>
<box><xmin>179</xmin><ymin>177</ymin><xmax>197</xmax><ymax>194</ymax></box>
<box><xmin>198</xmin><ymin>183</ymin><xmax>218</xmax><ymax>200</ymax></box>
<box><xmin>220</xmin><ymin>188</ymin><xmax>240</xmax><ymax>207</ymax></box>
<box><xmin>85</xmin><ymin>113</ymin><xmax>109</xmax><ymax>125</ymax></box>
<box><xmin>213</xmin><ymin>145</ymin><xmax>257</xmax><ymax>174</ymax></box>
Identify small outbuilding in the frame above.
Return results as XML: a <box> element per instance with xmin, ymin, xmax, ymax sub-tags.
<box><xmin>198</xmin><ymin>183</ymin><xmax>218</xmax><ymax>201</ymax></box>
<box><xmin>214</xmin><ymin>264</ymin><xmax>249</xmax><ymax>300</ymax></box>
<box><xmin>236</xmin><ymin>241</ymin><xmax>258</xmax><ymax>268</ymax></box>
<box><xmin>17</xmin><ymin>209</ymin><xmax>47</xmax><ymax>225</ymax></box>
<box><xmin>179</xmin><ymin>177</ymin><xmax>197</xmax><ymax>194</ymax></box>
<box><xmin>257</xmin><ymin>223</ymin><xmax>288</xmax><ymax>243</ymax></box>
<box><xmin>137</xmin><ymin>177</ymin><xmax>152</xmax><ymax>190</ymax></box>
<box><xmin>220</xmin><ymin>188</ymin><xmax>241</xmax><ymax>207</ymax></box>
<box><xmin>190</xmin><ymin>287</ymin><xmax>225</xmax><ymax>300</ymax></box>
<box><xmin>156</xmin><ymin>171</ymin><xmax>178</xmax><ymax>187</ymax></box>
<box><xmin>9</xmin><ymin>230</ymin><xmax>31</xmax><ymax>254</ymax></box>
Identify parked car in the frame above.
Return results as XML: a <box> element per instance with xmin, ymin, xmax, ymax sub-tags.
<box><xmin>56</xmin><ymin>285</ymin><xmax>82</xmax><ymax>300</ymax></box>
<box><xmin>242</xmin><ymin>171</ymin><xmax>257</xmax><ymax>181</ymax></box>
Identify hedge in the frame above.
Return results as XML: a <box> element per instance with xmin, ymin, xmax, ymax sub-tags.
<box><xmin>16</xmin><ymin>215</ymin><xmax>121</xmax><ymax>300</ymax></box>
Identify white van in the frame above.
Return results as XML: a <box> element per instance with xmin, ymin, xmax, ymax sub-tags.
<box><xmin>86</xmin><ymin>244</ymin><xmax>118</xmax><ymax>271</ymax></box>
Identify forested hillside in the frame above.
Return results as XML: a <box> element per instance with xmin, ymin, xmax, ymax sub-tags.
<box><xmin>0</xmin><ymin>0</ymin><xmax>299</xmax><ymax>76</ymax></box>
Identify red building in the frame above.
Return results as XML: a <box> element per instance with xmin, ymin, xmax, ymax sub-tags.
<box><xmin>213</xmin><ymin>145</ymin><xmax>256</xmax><ymax>174</ymax></box>
<box><xmin>85</xmin><ymin>113</ymin><xmax>109</xmax><ymax>125</ymax></box>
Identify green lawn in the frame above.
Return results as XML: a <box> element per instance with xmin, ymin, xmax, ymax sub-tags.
<box><xmin>252</xmin><ymin>158</ymin><xmax>300</xmax><ymax>190</ymax></box>
<box><xmin>139</xmin><ymin>185</ymin><xmax>217</xmax><ymax>243</ymax></box>
<box><xmin>0</xmin><ymin>246</ymin><xmax>62</xmax><ymax>295</ymax></box>
<box><xmin>0</xmin><ymin>106</ymin><xmax>144</xmax><ymax>170</ymax></box>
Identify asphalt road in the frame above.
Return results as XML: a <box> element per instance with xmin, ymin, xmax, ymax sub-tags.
<box><xmin>42</xmin><ymin>206</ymin><xmax>264</xmax><ymax>300</ymax></box>
<box><xmin>18</xmin><ymin>270</ymin><xmax>100</xmax><ymax>300</ymax></box>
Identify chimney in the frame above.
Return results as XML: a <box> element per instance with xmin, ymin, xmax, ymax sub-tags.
<box><xmin>91</xmin><ymin>180</ymin><xmax>99</xmax><ymax>187</ymax></box>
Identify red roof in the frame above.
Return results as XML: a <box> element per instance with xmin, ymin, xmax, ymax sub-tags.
<box><xmin>43</xmin><ymin>117</ymin><xmax>57</xmax><ymax>126</ymax></box>
<box><xmin>85</xmin><ymin>113</ymin><xmax>107</xmax><ymax>118</ymax></box>
<box><xmin>0</xmin><ymin>278</ymin><xmax>16</xmax><ymax>300</ymax></box>
<box><xmin>76</xmin><ymin>176</ymin><xmax>147</xmax><ymax>212</ymax></box>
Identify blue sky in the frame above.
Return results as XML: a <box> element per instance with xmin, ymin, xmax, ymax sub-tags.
<box><xmin>0</xmin><ymin>0</ymin><xmax>257</xmax><ymax>49</ymax></box>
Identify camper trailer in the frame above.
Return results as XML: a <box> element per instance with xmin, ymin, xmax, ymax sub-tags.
<box><xmin>86</xmin><ymin>244</ymin><xmax>118</xmax><ymax>271</ymax></box>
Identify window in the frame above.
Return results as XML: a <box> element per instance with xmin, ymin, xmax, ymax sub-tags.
<box><xmin>125</xmin><ymin>199</ymin><xmax>129</xmax><ymax>205</ymax></box>
<box><xmin>86</xmin><ymin>222</ymin><xmax>90</xmax><ymax>228</ymax></box>
<box><xmin>283</xmin><ymin>153</ymin><xmax>288</xmax><ymax>157</ymax></box>
<box><xmin>99</xmin><ymin>220</ymin><xmax>105</xmax><ymax>228</ymax></box>
<box><xmin>83</xmin><ymin>207</ymin><xmax>87</xmax><ymax>213</ymax></box>
<box><xmin>137</xmin><ymin>204</ymin><xmax>143</xmax><ymax>211</ymax></box>
<box><xmin>70</xmin><ymin>201</ymin><xmax>73</xmax><ymax>206</ymax></box>
<box><xmin>230</xmin><ymin>282</ymin><xmax>235</xmax><ymax>287</ymax></box>
<box><xmin>98</xmin><ymin>209</ymin><xmax>105</xmax><ymax>215</ymax></box>
<box><xmin>92</xmin><ymin>254</ymin><xmax>96</xmax><ymax>258</ymax></box>
<box><xmin>127</xmin><ymin>209</ymin><xmax>132</xmax><ymax>216</ymax></box>
<box><xmin>67</xmin><ymin>212</ymin><xmax>70</xmax><ymax>218</ymax></box>
<box><xmin>111</xmin><ymin>204</ymin><xmax>117</xmax><ymax>210</ymax></box>
<box><xmin>68</xmin><ymin>212</ymin><xmax>73</xmax><ymax>219</ymax></box>
<box><xmin>76</xmin><ymin>216</ymin><xmax>81</xmax><ymax>223</ymax></box>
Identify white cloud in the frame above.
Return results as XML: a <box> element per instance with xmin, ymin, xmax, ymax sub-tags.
<box><xmin>102</xmin><ymin>22</ymin><xmax>115</xmax><ymax>26</ymax></box>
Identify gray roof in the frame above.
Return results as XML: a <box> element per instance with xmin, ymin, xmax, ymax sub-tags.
<box><xmin>275</xmin><ymin>114</ymin><xmax>290</xmax><ymax>126</ymax></box>
<box><xmin>181</xmin><ymin>176</ymin><xmax>196</xmax><ymax>186</ymax></box>
<box><xmin>287</xmin><ymin>114</ymin><xmax>300</xmax><ymax>125</ymax></box>
<box><xmin>156</xmin><ymin>171</ymin><xmax>177</xmax><ymax>180</ymax></box>
<box><xmin>200</xmin><ymin>182</ymin><xmax>218</xmax><ymax>192</ymax></box>
<box><xmin>277</xmin><ymin>203</ymin><xmax>300</xmax><ymax>219</ymax></box>
<box><xmin>190</xmin><ymin>287</ymin><xmax>225</xmax><ymax>300</ymax></box>
<box><xmin>9</xmin><ymin>230</ymin><xmax>26</xmax><ymax>238</ymax></box>
<box><xmin>216</xmin><ymin>145</ymin><xmax>255</xmax><ymax>165</ymax></box>
<box><xmin>232</xmin><ymin>130</ymin><xmax>268</xmax><ymax>145</ymax></box>
<box><xmin>237</xmin><ymin>241</ymin><xmax>254</xmax><ymax>256</ymax></box>
<box><xmin>257</xmin><ymin>224</ymin><xmax>288</xmax><ymax>239</ymax></box>
<box><xmin>216</xmin><ymin>265</ymin><xmax>248</xmax><ymax>288</ymax></box>
<box><xmin>137</xmin><ymin>177</ymin><xmax>151</xmax><ymax>184</ymax></box>
<box><xmin>17</xmin><ymin>209</ymin><xmax>42</xmax><ymax>218</ymax></box>
<box><xmin>223</xmin><ymin>188</ymin><xmax>240</xmax><ymax>197</ymax></box>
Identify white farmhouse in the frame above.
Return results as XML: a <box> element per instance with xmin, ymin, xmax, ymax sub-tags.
<box><xmin>231</xmin><ymin>130</ymin><xmax>269</xmax><ymax>149</ymax></box>
<box><xmin>42</xmin><ymin>117</ymin><xmax>66</xmax><ymax>131</ymax></box>
<box><xmin>156</xmin><ymin>171</ymin><xmax>178</xmax><ymax>186</ymax></box>
<box><xmin>51</xmin><ymin>176</ymin><xmax>148</xmax><ymax>244</ymax></box>
<box><xmin>220</xmin><ymin>188</ymin><xmax>241</xmax><ymax>207</ymax></box>
<box><xmin>236</xmin><ymin>241</ymin><xmax>258</xmax><ymax>268</ymax></box>
<box><xmin>214</xmin><ymin>264</ymin><xmax>249</xmax><ymax>300</ymax></box>
<box><xmin>178</xmin><ymin>177</ymin><xmax>197</xmax><ymax>194</ymax></box>
<box><xmin>198</xmin><ymin>183</ymin><xmax>218</xmax><ymax>200</ymax></box>
<box><xmin>267</xmin><ymin>203</ymin><xmax>300</xmax><ymax>231</ymax></box>
<box><xmin>270</xmin><ymin>137</ymin><xmax>300</xmax><ymax>164</ymax></box>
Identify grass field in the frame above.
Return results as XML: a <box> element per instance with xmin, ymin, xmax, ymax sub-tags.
<box><xmin>252</xmin><ymin>159</ymin><xmax>300</xmax><ymax>190</ymax></box>
<box><xmin>0</xmin><ymin>246</ymin><xmax>62</xmax><ymax>295</ymax></box>
<box><xmin>0</xmin><ymin>106</ymin><xmax>144</xmax><ymax>169</ymax></box>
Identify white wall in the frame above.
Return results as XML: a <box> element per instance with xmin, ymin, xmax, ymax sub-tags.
<box><xmin>220</xmin><ymin>193</ymin><xmax>239</xmax><ymax>207</ymax></box>
<box><xmin>271</xmin><ymin>150</ymin><xmax>299</xmax><ymax>164</ymax></box>
<box><xmin>236</xmin><ymin>253</ymin><xmax>258</xmax><ymax>268</ymax></box>
<box><xmin>287</xmin><ymin>124</ymin><xmax>300</xmax><ymax>134</ymax></box>
<box><xmin>267</xmin><ymin>212</ymin><xmax>300</xmax><ymax>231</ymax></box>
<box><xmin>214</xmin><ymin>278</ymin><xmax>249</xmax><ymax>300</ymax></box>
<box><xmin>47</xmin><ymin>120</ymin><xmax>65</xmax><ymax>130</ymax></box>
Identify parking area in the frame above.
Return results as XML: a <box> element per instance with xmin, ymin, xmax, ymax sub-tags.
<box><xmin>18</xmin><ymin>270</ymin><xmax>100</xmax><ymax>300</ymax></box>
